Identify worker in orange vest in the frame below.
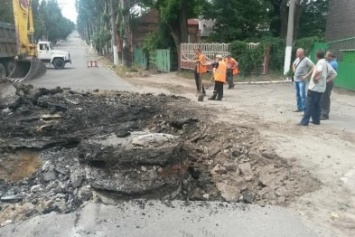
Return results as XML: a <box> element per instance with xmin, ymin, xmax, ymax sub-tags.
<box><xmin>208</xmin><ymin>54</ymin><xmax>227</xmax><ymax>101</ymax></box>
<box><xmin>224</xmin><ymin>54</ymin><xmax>239</xmax><ymax>89</ymax></box>
<box><xmin>194</xmin><ymin>48</ymin><xmax>207</xmax><ymax>96</ymax></box>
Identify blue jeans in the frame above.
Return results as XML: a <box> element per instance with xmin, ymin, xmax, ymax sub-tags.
<box><xmin>300</xmin><ymin>90</ymin><xmax>323</xmax><ymax>125</ymax></box>
<box><xmin>294</xmin><ymin>81</ymin><xmax>306</xmax><ymax>111</ymax></box>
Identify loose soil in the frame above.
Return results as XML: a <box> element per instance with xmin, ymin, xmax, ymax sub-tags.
<box><xmin>0</xmin><ymin>81</ymin><xmax>320</xmax><ymax>225</ymax></box>
<box><xmin>123</xmin><ymin>71</ymin><xmax>355</xmax><ymax>237</ymax></box>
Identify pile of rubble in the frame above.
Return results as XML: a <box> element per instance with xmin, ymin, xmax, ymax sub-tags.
<box><xmin>0</xmin><ymin>80</ymin><xmax>320</xmax><ymax>224</ymax></box>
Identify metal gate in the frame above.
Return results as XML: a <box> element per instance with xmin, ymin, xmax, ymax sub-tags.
<box><xmin>133</xmin><ymin>48</ymin><xmax>148</xmax><ymax>69</ymax></box>
<box><xmin>155</xmin><ymin>49</ymin><xmax>171</xmax><ymax>72</ymax></box>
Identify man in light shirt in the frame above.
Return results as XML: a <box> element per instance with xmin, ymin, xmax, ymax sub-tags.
<box><xmin>292</xmin><ymin>48</ymin><xmax>315</xmax><ymax>112</ymax></box>
<box><xmin>298</xmin><ymin>51</ymin><xmax>337</xmax><ymax>126</ymax></box>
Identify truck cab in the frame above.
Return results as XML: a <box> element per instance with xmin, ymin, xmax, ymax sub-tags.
<box><xmin>37</xmin><ymin>41</ymin><xmax>71</xmax><ymax>69</ymax></box>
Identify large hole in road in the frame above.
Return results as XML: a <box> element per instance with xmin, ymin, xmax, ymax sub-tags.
<box><xmin>0</xmin><ymin>80</ymin><xmax>320</xmax><ymax>223</ymax></box>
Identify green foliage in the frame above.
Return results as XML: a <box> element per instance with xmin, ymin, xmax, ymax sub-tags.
<box><xmin>0</xmin><ymin>0</ymin><xmax>74</xmax><ymax>42</ymax></box>
<box><xmin>140</xmin><ymin>0</ymin><xmax>203</xmax><ymax>51</ymax></box>
<box><xmin>92</xmin><ymin>30</ymin><xmax>111</xmax><ymax>52</ymax></box>
<box><xmin>230</xmin><ymin>40</ymin><xmax>264</xmax><ymax>76</ymax></box>
<box><xmin>229</xmin><ymin>36</ymin><xmax>324</xmax><ymax>76</ymax></box>
<box><xmin>76</xmin><ymin>0</ymin><xmax>112</xmax><ymax>53</ymax></box>
<box><xmin>298</xmin><ymin>0</ymin><xmax>328</xmax><ymax>38</ymax></box>
<box><xmin>294</xmin><ymin>36</ymin><xmax>322</xmax><ymax>55</ymax></box>
<box><xmin>203</xmin><ymin>0</ymin><xmax>271</xmax><ymax>42</ymax></box>
<box><xmin>141</xmin><ymin>23</ymin><xmax>175</xmax><ymax>54</ymax></box>
<box><xmin>35</xmin><ymin>0</ymin><xmax>75</xmax><ymax>42</ymax></box>
<box><xmin>141</xmin><ymin>32</ymin><xmax>160</xmax><ymax>54</ymax></box>
<box><xmin>261</xmin><ymin>37</ymin><xmax>285</xmax><ymax>72</ymax></box>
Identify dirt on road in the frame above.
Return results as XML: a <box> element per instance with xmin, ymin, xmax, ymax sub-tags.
<box><xmin>0</xmin><ymin>79</ymin><xmax>320</xmax><ymax>226</ymax></box>
<box><xmin>1</xmin><ymin>67</ymin><xmax>355</xmax><ymax>237</ymax></box>
<box><xmin>123</xmin><ymin>72</ymin><xmax>355</xmax><ymax>236</ymax></box>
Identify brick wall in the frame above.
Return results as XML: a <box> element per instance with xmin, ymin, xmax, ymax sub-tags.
<box><xmin>325</xmin><ymin>0</ymin><xmax>355</xmax><ymax>41</ymax></box>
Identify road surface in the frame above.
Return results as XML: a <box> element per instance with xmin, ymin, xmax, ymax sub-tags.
<box><xmin>0</xmin><ymin>37</ymin><xmax>336</xmax><ymax>237</ymax></box>
<box><xmin>25</xmin><ymin>37</ymin><xmax>135</xmax><ymax>91</ymax></box>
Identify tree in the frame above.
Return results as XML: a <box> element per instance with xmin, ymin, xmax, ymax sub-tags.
<box><xmin>298</xmin><ymin>0</ymin><xmax>328</xmax><ymax>38</ymax></box>
<box><xmin>0</xmin><ymin>0</ymin><xmax>74</xmax><ymax>42</ymax></box>
<box><xmin>268</xmin><ymin>0</ymin><xmax>328</xmax><ymax>39</ymax></box>
<box><xmin>203</xmin><ymin>0</ymin><xmax>271</xmax><ymax>42</ymax></box>
<box><xmin>31</xmin><ymin>0</ymin><xmax>75</xmax><ymax>42</ymax></box>
<box><xmin>140</xmin><ymin>0</ymin><xmax>203</xmax><ymax>68</ymax></box>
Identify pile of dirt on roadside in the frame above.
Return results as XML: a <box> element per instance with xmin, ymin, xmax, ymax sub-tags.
<box><xmin>0</xmin><ymin>81</ymin><xmax>320</xmax><ymax>224</ymax></box>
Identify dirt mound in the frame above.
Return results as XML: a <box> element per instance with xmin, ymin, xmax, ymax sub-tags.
<box><xmin>0</xmin><ymin>82</ymin><xmax>320</xmax><ymax>223</ymax></box>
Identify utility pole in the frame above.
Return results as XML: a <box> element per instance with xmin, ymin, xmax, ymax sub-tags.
<box><xmin>111</xmin><ymin>0</ymin><xmax>119</xmax><ymax>66</ymax></box>
<box><xmin>283</xmin><ymin>0</ymin><xmax>296</xmax><ymax>75</ymax></box>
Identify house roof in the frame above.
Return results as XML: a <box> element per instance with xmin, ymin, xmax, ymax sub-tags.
<box><xmin>188</xmin><ymin>19</ymin><xmax>199</xmax><ymax>26</ymax></box>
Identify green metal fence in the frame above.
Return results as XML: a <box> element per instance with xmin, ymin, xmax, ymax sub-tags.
<box><xmin>337</xmin><ymin>51</ymin><xmax>355</xmax><ymax>90</ymax></box>
<box><xmin>310</xmin><ymin>41</ymin><xmax>355</xmax><ymax>91</ymax></box>
<box><xmin>310</xmin><ymin>42</ymin><xmax>328</xmax><ymax>62</ymax></box>
<box><xmin>155</xmin><ymin>49</ymin><xmax>171</xmax><ymax>72</ymax></box>
<box><xmin>134</xmin><ymin>48</ymin><xmax>173</xmax><ymax>72</ymax></box>
<box><xmin>133</xmin><ymin>48</ymin><xmax>148</xmax><ymax>69</ymax></box>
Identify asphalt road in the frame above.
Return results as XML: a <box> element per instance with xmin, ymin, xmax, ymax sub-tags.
<box><xmin>25</xmin><ymin>36</ymin><xmax>135</xmax><ymax>91</ymax></box>
<box><xmin>1</xmin><ymin>37</ymin><xmax>334</xmax><ymax>237</ymax></box>
<box><xmin>0</xmin><ymin>201</ymin><xmax>327</xmax><ymax>237</ymax></box>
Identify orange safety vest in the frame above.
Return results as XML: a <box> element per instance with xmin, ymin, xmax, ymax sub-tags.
<box><xmin>214</xmin><ymin>61</ymin><xmax>227</xmax><ymax>83</ymax></box>
<box><xmin>196</xmin><ymin>54</ymin><xmax>207</xmax><ymax>74</ymax></box>
<box><xmin>224</xmin><ymin>57</ymin><xmax>239</xmax><ymax>75</ymax></box>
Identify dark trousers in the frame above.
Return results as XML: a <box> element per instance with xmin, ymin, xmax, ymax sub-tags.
<box><xmin>226</xmin><ymin>69</ymin><xmax>234</xmax><ymax>88</ymax></box>
<box><xmin>194</xmin><ymin>70</ymin><xmax>205</xmax><ymax>94</ymax></box>
<box><xmin>210</xmin><ymin>81</ymin><xmax>224</xmax><ymax>100</ymax></box>
<box><xmin>300</xmin><ymin>90</ymin><xmax>323</xmax><ymax>125</ymax></box>
<box><xmin>321</xmin><ymin>81</ymin><xmax>334</xmax><ymax>118</ymax></box>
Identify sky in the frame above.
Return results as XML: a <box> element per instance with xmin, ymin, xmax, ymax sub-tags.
<box><xmin>57</xmin><ymin>0</ymin><xmax>77</xmax><ymax>23</ymax></box>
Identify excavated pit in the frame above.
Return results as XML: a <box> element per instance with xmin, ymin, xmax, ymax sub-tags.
<box><xmin>0</xmin><ymin>80</ymin><xmax>321</xmax><ymax>223</ymax></box>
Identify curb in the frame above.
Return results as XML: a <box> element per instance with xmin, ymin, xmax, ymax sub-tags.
<box><xmin>235</xmin><ymin>80</ymin><xmax>292</xmax><ymax>85</ymax></box>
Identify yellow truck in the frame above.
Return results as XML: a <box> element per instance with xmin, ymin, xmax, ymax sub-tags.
<box><xmin>6</xmin><ymin>0</ymin><xmax>47</xmax><ymax>82</ymax></box>
<box><xmin>0</xmin><ymin>21</ymin><xmax>17</xmax><ymax>79</ymax></box>
<box><xmin>1</xmin><ymin>1</ymin><xmax>72</xmax><ymax>82</ymax></box>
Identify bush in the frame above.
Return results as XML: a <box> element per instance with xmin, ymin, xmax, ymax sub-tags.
<box><xmin>294</xmin><ymin>36</ymin><xmax>322</xmax><ymax>55</ymax></box>
<box><xmin>230</xmin><ymin>41</ymin><xmax>264</xmax><ymax>76</ymax></box>
<box><xmin>261</xmin><ymin>37</ymin><xmax>285</xmax><ymax>72</ymax></box>
<box><xmin>230</xmin><ymin>36</ymin><xmax>322</xmax><ymax>76</ymax></box>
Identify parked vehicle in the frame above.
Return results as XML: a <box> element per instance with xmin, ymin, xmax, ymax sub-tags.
<box><xmin>0</xmin><ymin>0</ymin><xmax>72</xmax><ymax>82</ymax></box>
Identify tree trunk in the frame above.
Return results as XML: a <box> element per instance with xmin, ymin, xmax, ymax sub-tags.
<box><xmin>280</xmin><ymin>0</ymin><xmax>288</xmax><ymax>38</ymax></box>
<box><xmin>110</xmin><ymin>0</ymin><xmax>119</xmax><ymax>65</ymax></box>
<box><xmin>293</xmin><ymin>1</ymin><xmax>305</xmax><ymax>40</ymax></box>
<box><xmin>169</xmin><ymin>25</ymin><xmax>181</xmax><ymax>71</ymax></box>
<box><xmin>179</xmin><ymin>0</ymin><xmax>188</xmax><ymax>43</ymax></box>
<box><xmin>121</xmin><ymin>0</ymin><xmax>132</xmax><ymax>67</ymax></box>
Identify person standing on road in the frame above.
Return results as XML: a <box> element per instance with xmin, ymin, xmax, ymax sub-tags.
<box><xmin>292</xmin><ymin>48</ymin><xmax>315</xmax><ymax>112</ymax></box>
<box><xmin>224</xmin><ymin>54</ymin><xmax>239</xmax><ymax>89</ymax></box>
<box><xmin>298</xmin><ymin>51</ymin><xmax>337</xmax><ymax>126</ymax></box>
<box><xmin>321</xmin><ymin>51</ymin><xmax>338</xmax><ymax>120</ymax></box>
<box><xmin>194</xmin><ymin>48</ymin><xmax>207</xmax><ymax>96</ymax></box>
<box><xmin>208</xmin><ymin>55</ymin><xmax>227</xmax><ymax>101</ymax></box>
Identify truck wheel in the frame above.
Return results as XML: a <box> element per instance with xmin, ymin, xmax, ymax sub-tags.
<box><xmin>53</xmin><ymin>58</ymin><xmax>65</xmax><ymax>69</ymax></box>
<box><xmin>6</xmin><ymin>61</ymin><xmax>14</xmax><ymax>76</ymax></box>
<box><xmin>0</xmin><ymin>63</ymin><xmax>6</xmax><ymax>79</ymax></box>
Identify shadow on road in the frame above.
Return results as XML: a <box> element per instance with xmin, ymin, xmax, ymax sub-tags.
<box><xmin>46</xmin><ymin>67</ymin><xmax>76</xmax><ymax>70</ymax></box>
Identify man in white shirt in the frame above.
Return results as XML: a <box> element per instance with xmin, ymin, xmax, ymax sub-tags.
<box><xmin>298</xmin><ymin>51</ymin><xmax>337</xmax><ymax>126</ymax></box>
